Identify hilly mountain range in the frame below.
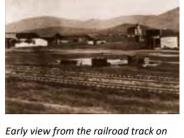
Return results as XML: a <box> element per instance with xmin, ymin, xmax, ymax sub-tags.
<box><xmin>6</xmin><ymin>7</ymin><xmax>179</xmax><ymax>35</ymax></box>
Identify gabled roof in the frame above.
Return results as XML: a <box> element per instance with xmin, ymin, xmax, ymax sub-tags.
<box><xmin>16</xmin><ymin>33</ymin><xmax>39</xmax><ymax>39</ymax></box>
<box><xmin>161</xmin><ymin>29</ymin><xmax>179</xmax><ymax>37</ymax></box>
<box><xmin>145</xmin><ymin>29</ymin><xmax>179</xmax><ymax>37</ymax></box>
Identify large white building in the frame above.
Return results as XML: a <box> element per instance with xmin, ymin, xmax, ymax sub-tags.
<box><xmin>15</xmin><ymin>38</ymin><xmax>48</xmax><ymax>48</ymax></box>
<box><xmin>161</xmin><ymin>36</ymin><xmax>178</xmax><ymax>49</ymax></box>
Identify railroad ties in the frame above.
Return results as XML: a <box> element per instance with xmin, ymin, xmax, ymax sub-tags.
<box><xmin>6</xmin><ymin>65</ymin><xmax>179</xmax><ymax>95</ymax></box>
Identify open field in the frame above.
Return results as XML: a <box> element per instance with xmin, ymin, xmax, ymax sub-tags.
<box><xmin>5</xmin><ymin>48</ymin><xmax>179</xmax><ymax>114</ymax></box>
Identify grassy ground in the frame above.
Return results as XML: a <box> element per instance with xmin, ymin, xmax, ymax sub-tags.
<box><xmin>6</xmin><ymin>78</ymin><xmax>179</xmax><ymax>114</ymax></box>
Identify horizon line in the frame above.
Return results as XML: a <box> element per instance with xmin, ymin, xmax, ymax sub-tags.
<box><xmin>6</xmin><ymin>6</ymin><xmax>179</xmax><ymax>25</ymax></box>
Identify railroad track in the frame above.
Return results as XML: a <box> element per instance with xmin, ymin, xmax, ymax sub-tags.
<box><xmin>7</xmin><ymin>71</ymin><xmax>179</xmax><ymax>89</ymax></box>
<box><xmin>6</xmin><ymin>65</ymin><xmax>179</xmax><ymax>83</ymax></box>
<box><xmin>6</xmin><ymin>71</ymin><xmax>179</xmax><ymax>94</ymax></box>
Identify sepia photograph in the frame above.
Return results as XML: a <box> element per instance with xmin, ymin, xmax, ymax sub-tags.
<box><xmin>5</xmin><ymin>0</ymin><xmax>179</xmax><ymax>114</ymax></box>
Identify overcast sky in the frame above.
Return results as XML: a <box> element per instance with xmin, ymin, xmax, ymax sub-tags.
<box><xmin>6</xmin><ymin>0</ymin><xmax>179</xmax><ymax>23</ymax></box>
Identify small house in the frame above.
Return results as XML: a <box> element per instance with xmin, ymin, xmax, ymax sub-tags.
<box><xmin>50</xmin><ymin>33</ymin><xmax>63</xmax><ymax>45</ymax></box>
<box><xmin>145</xmin><ymin>29</ymin><xmax>179</xmax><ymax>49</ymax></box>
<box><xmin>96</xmin><ymin>40</ymin><xmax>107</xmax><ymax>45</ymax></box>
<box><xmin>5</xmin><ymin>33</ymin><xmax>17</xmax><ymax>48</ymax></box>
<box><xmin>87</xmin><ymin>40</ymin><xmax>95</xmax><ymax>45</ymax></box>
<box><xmin>87</xmin><ymin>35</ymin><xmax>107</xmax><ymax>46</ymax></box>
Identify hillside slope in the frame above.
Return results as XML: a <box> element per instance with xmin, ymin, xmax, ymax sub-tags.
<box><xmin>6</xmin><ymin>7</ymin><xmax>179</xmax><ymax>33</ymax></box>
